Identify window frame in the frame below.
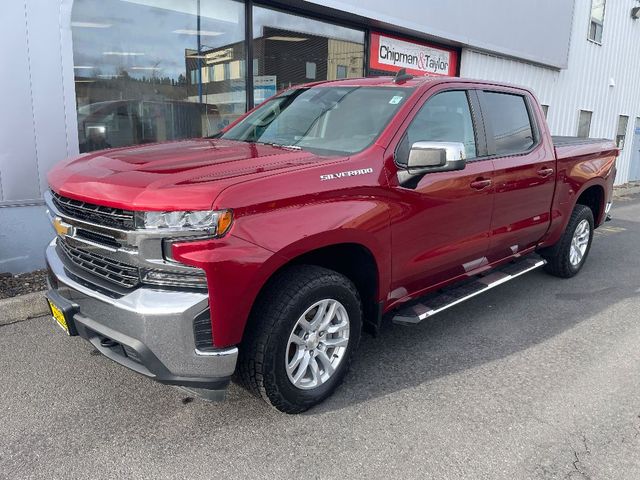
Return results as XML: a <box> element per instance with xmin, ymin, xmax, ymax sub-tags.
<box><xmin>393</xmin><ymin>88</ymin><xmax>487</xmax><ymax>169</ymax></box>
<box><xmin>616</xmin><ymin>114</ymin><xmax>629</xmax><ymax>150</ymax></box>
<box><xmin>541</xmin><ymin>104</ymin><xmax>549</xmax><ymax>119</ymax></box>
<box><xmin>587</xmin><ymin>0</ymin><xmax>606</xmax><ymax>45</ymax></box>
<box><xmin>476</xmin><ymin>89</ymin><xmax>541</xmax><ymax>159</ymax></box>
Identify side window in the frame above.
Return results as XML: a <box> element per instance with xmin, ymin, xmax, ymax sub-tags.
<box><xmin>482</xmin><ymin>91</ymin><xmax>535</xmax><ymax>156</ymax></box>
<box><xmin>397</xmin><ymin>90</ymin><xmax>477</xmax><ymax>165</ymax></box>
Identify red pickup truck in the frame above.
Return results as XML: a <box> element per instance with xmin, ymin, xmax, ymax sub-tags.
<box><xmin>45</xmin><ymin>74</ymin><xmax>617</xmax><ymax>413</ymax></box>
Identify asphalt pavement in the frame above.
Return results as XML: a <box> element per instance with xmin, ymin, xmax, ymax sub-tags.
<box><xmin>1</xmin><ymin>195</ymin><xmax>639</xmax><ymax>480</ymax></box>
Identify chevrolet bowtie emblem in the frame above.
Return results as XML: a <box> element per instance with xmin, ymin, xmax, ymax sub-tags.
<box><xmin>53</xmin><ymin>217</ymin><xmax>73</xmax><ymax>237</ymax></box>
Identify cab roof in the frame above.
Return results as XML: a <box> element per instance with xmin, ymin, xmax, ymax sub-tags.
<box><xmin>301</xmin><ymin>75</ymin><xmax>535</xmax><ymax>97</ymax></box>
<box><xmin>308</xmin><ymin>75</ymin><xmax>446</xmax><ymax>89</ymax></box>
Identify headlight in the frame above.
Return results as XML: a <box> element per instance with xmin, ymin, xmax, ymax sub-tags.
<box><xmin>134</xmin><ymin>209</ymin><xmax>233</xmax><ymax>235</ymax></box>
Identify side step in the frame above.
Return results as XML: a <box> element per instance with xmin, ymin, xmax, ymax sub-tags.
<box><xmin>392</xmin><ymin>256</ymin><xmax>546</xmax><ymax>326</ymax></box>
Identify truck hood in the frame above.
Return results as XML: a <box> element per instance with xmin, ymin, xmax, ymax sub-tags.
<box><xmin>48</xmin><ymin>139</ymin><xmax>329</xmax><ymax>211</ymax></box>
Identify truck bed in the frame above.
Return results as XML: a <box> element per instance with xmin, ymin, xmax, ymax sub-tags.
<box><xmin>552</xmin><ymin>136</ymin><xmax>617</xmax><ymax>160</ymax></box>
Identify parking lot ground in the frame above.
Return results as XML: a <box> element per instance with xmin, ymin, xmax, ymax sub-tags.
<box><xmin>1</xmin><ymin>196</ymin><xmax>640</xmax><ymax>480</ymax></box>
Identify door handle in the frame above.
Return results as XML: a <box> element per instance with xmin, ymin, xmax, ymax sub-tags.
<box><xmin>537</xmin><ymin>167</ymin><xmax>554</xmax><ymax>178</ymax></box>
<box><xmin>470</xmin><ymin>179</ymin><xmax>492</xmax><ymax>190</ymax></box>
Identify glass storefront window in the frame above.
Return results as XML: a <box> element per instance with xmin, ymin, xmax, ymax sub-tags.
<box><xmin>252</xmin><ymin>7</ymin><xmax>365</xmax><ymax>102</ymax></box>
<box><xmin>71</xmin><ymin>0</ymin><xmax>245</xmax><ymax>153</ymax></box>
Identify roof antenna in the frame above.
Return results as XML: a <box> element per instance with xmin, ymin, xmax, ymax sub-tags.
<box><xmin>394</xmin><ymin>68</ymin><xmax>414</xmax><ymax>84</ymax></box>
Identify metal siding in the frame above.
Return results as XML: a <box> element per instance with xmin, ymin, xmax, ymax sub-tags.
<box><xmin>304</xmin><ymin>0</ymin><xmax>575</xmax><ymax>68</ymax></box>
<box><xmin>461</xmin><ymin>0</ymin><xmax>640</xmax><ymax>185</ymax></box>
<box><xmin>0</xmin><ymin>0</ymin><xmax>77</xmax><ymax>206</ymax></box>
<box><xmin>26</xmin><ymin>0</ymin><xmax>77</xmax><ymax>197</ymax></box>
<box><xmin>0</xmin><ymin>0</ymin><xmax>40</xmax><ymax>202</ymax></box>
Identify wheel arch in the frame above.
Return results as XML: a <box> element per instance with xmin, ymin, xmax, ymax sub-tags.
<box><xmin>245</xmin><ymin>239</ymin><xmax>384</xmax><ymax>343</ymax></box>
<box><xmin>574</xmin><ymin>182</ymin><xmax>605</xmax><ymax>227</ymax></box>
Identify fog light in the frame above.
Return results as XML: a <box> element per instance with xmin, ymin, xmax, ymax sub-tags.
<box><xmin>141</xmin><ymin>269</ymin><xmax>207</xmax><ymax>288</ymax></box>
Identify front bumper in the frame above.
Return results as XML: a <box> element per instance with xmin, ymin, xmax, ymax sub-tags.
<box><xmin>45</xmin><ymin>240</ymin><xmax>237</xmax><ymax>396</ymax></box>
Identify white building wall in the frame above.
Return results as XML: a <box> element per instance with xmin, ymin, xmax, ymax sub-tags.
<box><xmin>0</xmin><ymin>0</ymin><xmax>77</xmax><ymax>206</ymax></box>
<box><xmin>0</xmin><ymin>0</ymin><xmax>77</xmax><ymax>272</ymax></box>
<box><xmin>460</xmin><ymin>0</ymin><xmax>640</xmax><ymax>185</ymax></box>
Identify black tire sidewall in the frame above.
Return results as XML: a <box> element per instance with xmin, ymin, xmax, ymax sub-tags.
<box><xmin>265</xmin><ymin>281</ymin><xmax>362</xmax><ymax>408</ymax></box>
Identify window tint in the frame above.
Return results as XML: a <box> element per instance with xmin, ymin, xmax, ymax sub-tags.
<box><xmin>399</xmin><ymin>90</ymin><xmax>476</xmax><ymax>164</ymax></box>
<box><xmin>482</xmin><ymin>92</ymin><xmax>535</xmax><ymax>155</ymax></box>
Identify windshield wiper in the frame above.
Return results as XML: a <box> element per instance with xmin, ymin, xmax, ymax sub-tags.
<box><xmin>260</xmin><ymin>142</ymin><xmax>303</xmax><ymax>151</ymax></box>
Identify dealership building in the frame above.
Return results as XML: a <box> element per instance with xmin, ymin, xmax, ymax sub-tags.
<box><xmin>2</xmin><ymin>0</ymin><xmax>640</xmax><ymax>273</ymax></box>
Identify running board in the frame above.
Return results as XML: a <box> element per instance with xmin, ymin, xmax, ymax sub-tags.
<box><xmin>392</xmin><ymin>256</ymin><xmax>546</xmax><ymax>326</ymax></box>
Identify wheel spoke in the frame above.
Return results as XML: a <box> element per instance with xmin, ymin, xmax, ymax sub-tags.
<box><xmin>316</xmin><ymin>351</ymin><xmax>334</xmax><ymax>376</ymax></box>
<box><xmin>297</xmin><ymin>318</ymin><xmax>312</xmax><ymax>333</ymax></box>
<box><xmin>292</xmin><ymin>352</ymin><xmax>311</xmax><ymax>384</ymax></box>
<box><xmin>309</xmin><ymin>357</ymin><xmax>321</xmax><ymax>385</ymax></box>
<box><xmin>322</xmin><ymin>336</ymin><xmax>349</xmax><ymax>348</ymax></box>
<box><xmin>287</xmin><ymin>348</ymin><xmax>305</xmax><ymax>374</ymax></box>
<box><xmin>317</xmin><ymin>301</ymin><xmax>338</xmax><ymax>332</ymax></box>
<box><xmin>290</xmin><ymin>334</ymin><xmax>305</xmax><ymax>346</ymax></box>
<box><xmin>326</xmin><ymin>319</ymin><xmax>348</xmax><ymax>335</ymax></box>
<box><xmin>309</xmin><ymin>300</ymin><xmax>329</xmax><ymax>329</ymax></box>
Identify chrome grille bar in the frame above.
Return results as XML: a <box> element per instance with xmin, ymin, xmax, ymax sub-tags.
<box><xmin>52</xmin><ymin>191</ymin><xmax>135</xmax><ymax>230</ymax></box>
<box><xmin>58</xmin><ymin>238</ymin><xmax>140</xmax><ymax>289</ymax></box>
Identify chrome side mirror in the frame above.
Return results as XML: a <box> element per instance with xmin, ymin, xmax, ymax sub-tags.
<box><xmin>407</xmin><ymin>141</ymin><xmax>467</xmax><ymax>171</ymax></box>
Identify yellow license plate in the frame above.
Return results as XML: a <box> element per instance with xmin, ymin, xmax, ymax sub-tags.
<box><xmin>48</xmin><ymin>299</ymin><xmax>69</xmax><ymax>334</ymax></box>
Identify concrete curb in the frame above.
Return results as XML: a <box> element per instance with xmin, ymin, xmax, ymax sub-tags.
<box><xmin>0</xmin><ymin>291</ymin><xmax>48</xmax><ymax>326</ymax></box>
<box><xmin>613</xmin><ymin>182</ymin><xmax>640</xmax><ymax>199</ymax></box>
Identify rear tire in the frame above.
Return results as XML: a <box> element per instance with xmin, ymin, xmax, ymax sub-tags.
<box><xmin>236</xmin><ymin>265</ymin><xmax>362</xmax><ymax>414</ymax></box>
<box><xmin>541</xmin><ymin>204</ymin><xmax>594</xmax><ymax>278</ymax></box>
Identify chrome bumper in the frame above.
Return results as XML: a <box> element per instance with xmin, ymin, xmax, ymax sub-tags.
<box><xmin>45</xmin><ymin>240</ymin><xmax>237</xmax><ymax>392</ymax></box>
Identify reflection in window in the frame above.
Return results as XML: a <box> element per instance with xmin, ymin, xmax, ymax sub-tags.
<box><xmin>577</xmin><ymin>110</ymin><xmax>592</xmax><ymax>138</ymax></box>
<box><xmin>401</xmin><ymin>90</ymin><xmax>477</xmax><ymax>163</ymax></box>
<box><xmin>71</xmin><ymin>0</ymin><xmax>245</xmax><ymax>152</ymax></box>
<box><xmin>616</xmin><ymin>115</ymin><xmax>629</xmax><ymax>149</ymax></box>
<box><xmin>252</xmin><ymin>6</ymin><xmax>365</xmax><ymax>93</ymax></box>
<box><xmin>222</xmin><ymin>87</ymin><xmax>411</xmax><ymax>155</ymax></box>
<box><xmin>589</xmin><ymin>0</ymin><xmax>606</xmax><ymax>43</ymax></box>
<box><xmin>483</xmin><ymin>92</ymin><xmax>535</xmax><ymax>156</ymax></box>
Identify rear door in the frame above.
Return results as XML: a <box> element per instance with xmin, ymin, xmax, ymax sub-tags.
<box><xmin>387</xmin><ymin>87</ymin><xmax>495</xmax><ymax>299</ymax></box>
<box><xmin>478</xmin><ymin>89</ymin><xmax>556</xmax><ymax>262</ymax></box>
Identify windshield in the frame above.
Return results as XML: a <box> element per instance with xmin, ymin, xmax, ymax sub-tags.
<box><xmin>220</xmin><ymin>86</ymin><xmax>414</xmax><ymax>155</ymax></box>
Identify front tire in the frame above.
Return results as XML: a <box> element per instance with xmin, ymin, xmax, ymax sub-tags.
<box><xmin>236</xmin><ymin>265</ymin><xmax>362</xmax><ymax>413</ymax></box>
<box><xmin>541</xmin><ymin>204</ymin><xmax>594</xmax><ymax>278</ymax></box>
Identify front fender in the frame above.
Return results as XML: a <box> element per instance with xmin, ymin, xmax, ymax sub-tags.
<box><xmin>232</xmin><ymin>197</ymin><xmax>391</xmax><ymax>291</ymax></box>
<box><xmin>172</xmin><ymin>200</ymin><xmax>392</xmax><ymax>347</ymax></box>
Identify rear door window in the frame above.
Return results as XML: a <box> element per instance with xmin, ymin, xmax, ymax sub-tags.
<box><xmin>482</xmin><ymin>92</ymin><xmax>535</xmax><ymax>156</ymax></box>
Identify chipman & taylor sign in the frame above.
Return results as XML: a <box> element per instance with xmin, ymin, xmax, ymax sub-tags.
<box><xmin>369</xmin><ymin>32</ymin><xmax>458</xmax><ymax>77</ymax></box>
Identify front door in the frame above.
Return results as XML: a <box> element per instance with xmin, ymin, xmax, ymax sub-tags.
<box><xmin>630</xmin><ymin>117</ymin><xmax>640</xmax><ymax>182</ymax></box>
<box><xmin>387</xmin><ymin>89</ymin><xmax>495</xmax><ymax>301</ymax></box>
<box><xmin>477</xmin><ymin>89</ymin><xmax>556</xmax><ymax>262</ymax></box>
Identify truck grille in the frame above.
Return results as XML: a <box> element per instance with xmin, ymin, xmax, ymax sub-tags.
<box><xmin>52</xmin><ymin>191</ymin><xmax>135</xmax><ymax>230</ymax></box>
<box><xmin>58</xmin><ymin>238</ymin><xmax>140</xmax><ymax>289</ymax></box>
